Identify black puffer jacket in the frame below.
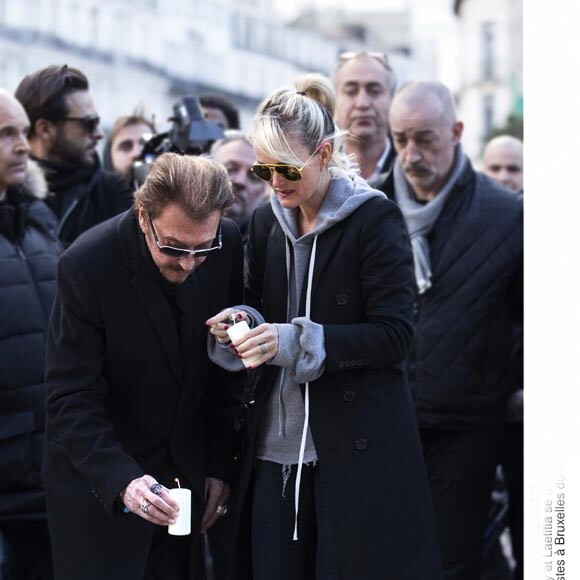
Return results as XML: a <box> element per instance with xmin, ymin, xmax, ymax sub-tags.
<box><xmin>0</xmin><ymin>164</ymin><xmax>62</xmax><ymax>522</ymax></box>
<box><xmin>387</xmin><ymin>161</ymin><xmax>523</xmax><ymax>427</ymax></box>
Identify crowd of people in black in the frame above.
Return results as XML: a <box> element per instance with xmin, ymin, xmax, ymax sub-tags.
<box><xmin>0</xmin><ymin>54</ymin><xmax>522</xmax><ymax>580</ymax></box>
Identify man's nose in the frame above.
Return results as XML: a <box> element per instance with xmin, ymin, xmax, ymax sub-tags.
<box><xmin>354</xmin><ymin>90</ymin><xmax>371</xmax><ymax>108</ymax></box>
<box><xmin>178</xmin><ymin>254</ymin><xmax>204</xmax><ymax>271</ymax></box>
<box><xmin>92</xmin><ymin>125</ymin><xmax>104</xmax><ymax>141</ymax></box>
<box><xmin>15</xmin><ymin>132</ymin><xmax>30</xmax><ymax>154</ymax></box>
<box><xmin>405</xmin><ymin>141</ymin><xmax>421</xmax><ymax>163</ymax></box>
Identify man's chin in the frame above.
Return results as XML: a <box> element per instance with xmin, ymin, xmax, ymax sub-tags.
<box><xmin>162</xmin><ymin>269</ymin><xmax>191</xmax><ymax>285</ymax></box>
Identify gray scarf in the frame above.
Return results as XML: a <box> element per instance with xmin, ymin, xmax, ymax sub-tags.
<box><xmin>394</xmin><ymin>145</ymin><xmax>467</xmax><ymax>294</ymax></box>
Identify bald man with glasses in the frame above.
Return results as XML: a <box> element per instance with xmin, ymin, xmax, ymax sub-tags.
<box><xmin>15</xmin><ymin>65</ymin><xmax>133</xmax><ymax>245</ymax></box>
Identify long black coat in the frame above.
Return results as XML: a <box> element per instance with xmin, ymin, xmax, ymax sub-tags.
<box><xmin>232</xmin><ymin>196</ymin><xmax>443</xmax><ymax>579</ymax></box>
<box><xmin>44</xmin><ymin>210</ymin><xmax>245</xmax><ymax>579</ymax></box>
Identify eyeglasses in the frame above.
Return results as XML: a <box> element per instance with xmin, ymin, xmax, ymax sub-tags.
<box><xmin>59</xmin><ymin>114</ymin><xmax>101</xmax><ymax>133</ymax></box>
<box><xmin>250</xmin><ymin>145</ymin><xmax>321</xmax><ymax>183</ymax></box>
<box><xmin>147</xmin><ymin>212</ymin><xmax>222</xmax><ymax>258</ymax></box>
<box><xmin>338</xmin><ymin>51</ymin><xmax>392</xmax><ymax>71</ymax></box>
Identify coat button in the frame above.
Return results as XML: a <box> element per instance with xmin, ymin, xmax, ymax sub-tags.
<box><xmin>336</xmin><ymin>293</ymin><xmax>347</xmax><ymax>305</ymax></box>
<box><xmin>355</xmin><ymin>438</ymin><xmax>367</xmax><ymax>450</ymax></box>
<box><xmin>344</xmin><ymin>390</ymin><xmax>355</xmax><ymax>402</ymax></box>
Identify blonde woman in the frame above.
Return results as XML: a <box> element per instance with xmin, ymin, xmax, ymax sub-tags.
<box><xmin>206</xmin><ymin>74</ymin><xmax>442</xmax><ymax>580</ymax></box>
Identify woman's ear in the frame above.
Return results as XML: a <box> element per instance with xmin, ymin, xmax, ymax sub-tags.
<box><xmin>319</xmin><ymin>140</ymin><xmax>333</xmax><ymax>167</ymax></box>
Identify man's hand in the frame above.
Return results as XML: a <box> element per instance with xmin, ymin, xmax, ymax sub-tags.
<box><xmin>121</xmin><ymin>475</ymin><xmax>180</xmax><ymax>526</ymax></box>
<box><xmin>201</xmin><ymin>477</ymin><xmax>230</xmax><ymax>533</ymax></box>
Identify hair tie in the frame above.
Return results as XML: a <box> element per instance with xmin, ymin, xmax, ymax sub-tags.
<box><xmin>296</xmin><ymin>91</ymin><xmax>306</xmax><ymax>96</ymax></box>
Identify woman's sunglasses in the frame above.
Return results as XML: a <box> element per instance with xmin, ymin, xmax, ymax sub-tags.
<box><xmin>250</xmin><ymin>145</ymin><xmax>322</xmax><ymax>183</ymax></box>
<box><xmin>148</xmin><ymin>212</ymin><xmax>222</xmax><ymax>258</ymax></box>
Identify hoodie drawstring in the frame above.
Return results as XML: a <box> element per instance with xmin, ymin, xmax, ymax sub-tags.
<box><xmin>292</xmin><ymin>235</ymin><xmax>318</xmax><ymax>541</ymax></box>
<box><xmin>277</xmin><ymin>240</ymin><xmax>293</xmax><ymax>437</ymax></box>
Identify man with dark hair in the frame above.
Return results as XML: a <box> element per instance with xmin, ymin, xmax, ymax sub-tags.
<box><xmin>198</xmin><ymin>92</ymin><xmax>240</xmax><ymax>130</ymax></box>
<box><xmin>334</xmin><ymin>51</ymin><xmax>398</xmax><ymax>192</ymax></box>
<box><xmin>15</xmin><ymin>64</ymin><xmax>133</xmax><ymax>245</ymax></box>
<box><xmin>0</xmin><ymin>89</ymin><xmax>61</xmax><ymax>580</ymax></box>
<box><xmin>386</xmin><ymin>80</ymin><xmax>523</xmax><ymax>580</ymax></box>
<box><xmin>44</xmin><ymin>152</ymin><xmax>245</xmax><ymax>579</ymax></box>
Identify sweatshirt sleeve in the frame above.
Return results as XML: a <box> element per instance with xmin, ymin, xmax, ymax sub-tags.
<box><xmin>269</xmin><ymin>317</ymin><xmax>326</xmax><ymax>384</ymax></box>
<box><xmin>206</xmin><ymin>304</ymin><xmax>265</xmax><ymax>371</ymax></box>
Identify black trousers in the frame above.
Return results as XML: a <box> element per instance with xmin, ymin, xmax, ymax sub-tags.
<box><xmin>144</xmin><ymin>524</ymin><xmax>204</xmax><ymax>580</ymax></box>
<box><xmin>502</xmin><ymin>423</ymin><xmax>523</xmax><ymax>580</ymax></box>
<box><xmin>0</xmin><ymin>520</ymin><xmax>54</xmax><ymax>580</ymax></box>
<box><xmin>420</xmin><ymin>427</ymin><xmax>503</xmax><ymax>580</ymax></box>
<box><xmin>251</xmin><ymin>460</ymin><xmax>339</xmax><ymax>580</ymax></box>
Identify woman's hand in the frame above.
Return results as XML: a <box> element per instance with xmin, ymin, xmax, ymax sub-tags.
<box><xmin>231</xmin><ymin>322</ymin><xmax>279</xmax><ymax>368</ymax></box>
<box><xmin>205</xmin><ymin>309</ymin><xmax>249</xmax><ymax>344</ymax></box>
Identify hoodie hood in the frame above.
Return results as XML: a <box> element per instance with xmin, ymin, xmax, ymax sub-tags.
<box><xmin>270</xmin><ymin>168</ymin><xmax>386</xmax><ymax>243</ymax></box>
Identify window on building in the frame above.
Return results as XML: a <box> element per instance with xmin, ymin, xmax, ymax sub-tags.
<box><xmin>483</xmin><ymin>94</ymin><xmax>494</xmax><ymax>138</ymax></box>
<box><xmin>481</xmin><ymin>21</ymin><xmax>495</xmax><ymax>81</ymax></box>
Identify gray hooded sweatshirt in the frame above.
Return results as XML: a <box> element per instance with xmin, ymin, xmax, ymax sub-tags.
<box><xmin>255</xmin><ymin>169</ymin><xmax>385</xmax><ymax>468</ymax></box>
<box><xmin>208</xmin><ymin>170</ymin><xmax>386</xmax><ymax>470</ymax></box>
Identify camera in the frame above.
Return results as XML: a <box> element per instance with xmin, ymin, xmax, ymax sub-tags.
<box><xmin>131</xmin><ymin>95</ymin><xmax>225</xmax><ymax>188</ymax></box>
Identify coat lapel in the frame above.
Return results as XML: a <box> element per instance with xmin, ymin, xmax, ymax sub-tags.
<box><xmin>117</xmin><ymin>211</ymin><xmax>182</xmax><ymax>383</ymax></box>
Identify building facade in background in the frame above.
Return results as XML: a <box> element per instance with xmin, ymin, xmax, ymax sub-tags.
<box><xmin>453</xmin><ymin>0</ymin><xmax>523</xmax><ymax>160</ymax></box>
<box><xmin>0</xmin><ymin>0</ymin><xmax>343</xmax><ymax>133</ymax></box>
<box><xmin>0</xmin><ymin>0</ymin><xmax>522</xmax><ymax>162</ymax></box>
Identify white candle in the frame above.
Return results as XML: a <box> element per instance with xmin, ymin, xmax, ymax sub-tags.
<box><xmin>226</xmin><ymin>320</ymin><xmax>261</xmax><ymax>368</ymax></box>
<box><xmin>168</xmin><ymin>488</ymin><xmax>191</xmax><ymax>536</ymax></box>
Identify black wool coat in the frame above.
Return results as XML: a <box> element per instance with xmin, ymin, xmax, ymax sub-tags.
<box><xmin>44</xmin><ymin>210</ymin><xmax>245</xmax><ymax>580</ymax></box>
<box><xmin>231</xmin><ymin>196</ymin><xmax>443</xmax><ymax>580</ymax></box>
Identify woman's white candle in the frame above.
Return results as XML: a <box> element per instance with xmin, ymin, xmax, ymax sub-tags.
<box><xmin>226</xmin><ymin>320</ymin><xmax>261</xmax><ymax>368</ymax></box>
<box><xmin>168</xmin><ymin>480</ymin><xmax>191</xmax><ymax>536</ymax></box>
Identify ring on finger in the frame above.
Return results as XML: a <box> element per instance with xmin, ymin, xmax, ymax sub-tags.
<box><xmin>140</xmin><ymin>499</ymin><xmax>151</xmax><ymax>513</ymax></box>
<box><xmin>216</xmin><ymin>505</ymin><xmax>228</xmax><ymax>517</ymax></box>
<box><xmin>150</xmin><ymin>483</ymin><xmax>163</xmax><ymax>495</ymax></box>
<box><xmin>259</xmin><ymin>343</ymin><xmax>267</xmax><ymax>355</ymax></box>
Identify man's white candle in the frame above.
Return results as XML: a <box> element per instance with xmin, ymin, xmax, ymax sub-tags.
<box><xmin>227</xmin><ymin>320</ymin><xmax>261</xmax><ymax>368</ymax></box>
<box><xmin>168</xmin><ymin>480</ymin><xmax>191</xmax><ymax>536</ymax></box>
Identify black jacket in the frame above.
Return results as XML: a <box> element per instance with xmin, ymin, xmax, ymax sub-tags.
<box><xmin>0</xmin><ymin>169</ymin><xmax>62</xmax><ymax>523</ymax></box>
<box><xmin>44</xmin><ymin>210</ymin><xmax>245</xmax><ymax>579</ymax></box>
<box><xmin>386</xmin><ymin>161</ymin><xmax>523</xmax><ymax>427</ymax></box>
<box><xmin>35</xmin><ymin>154</ymin><xmax>134</xmax><ymax>246</ymax></box>
<box><xmin>232</xmin><ymin>188</ymin><xmax>442</xmax><ymax>580</ymax></box>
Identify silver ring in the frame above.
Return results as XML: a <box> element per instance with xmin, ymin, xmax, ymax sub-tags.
<box><xmin>216</xmin><ymin>505</ymin><xmax>228</xmax><ymax>517</ymax></box>
<box><xmin>140</xmin><ymin>499</ymin><xmax>151</xmax><ymax>513</ymax></box>
<box><xmin>150</xmin><ymin>483</ymin><xmax>163</xmax><ymax>495</ymax></box>
<box><xmin>259</xmin><ymin>343</ymin><xmax>267</xmax><ymax>355</ymax></box>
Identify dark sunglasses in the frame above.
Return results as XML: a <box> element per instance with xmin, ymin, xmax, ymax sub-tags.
<box><xmin>148</xmin><ymin>212</ymin><xmax>222</xmax><ymax>258</ymax></box>
<box><xmin>250</xmin><ymin>145</ymin><xmax>322</xmax><ymax>183</ymax></box>
<box><xmin>59</xmin><ymin>114</ymin><xmax>101</xmax><ymax>133</ymax></box>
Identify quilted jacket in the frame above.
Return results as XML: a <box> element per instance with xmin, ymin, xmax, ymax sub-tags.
<box><xmin>387</xmin><ymin>160</ymin><xmax>523</xmax><ymax>427</ymax></box>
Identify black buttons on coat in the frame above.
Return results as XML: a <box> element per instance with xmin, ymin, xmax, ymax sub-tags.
<box><xmin>336</xmin><ymin>293</ymin><xmax>347</xmax><ymax>305</ymax></box>
<box><xmin>344</xmin><ymin>390</ymin><xmax>355</xmax><ymax>402</ymax></box>
<box><xmin>338</xmin><ymin>359</ymin><xmax>369</xmax><ymax>369</ymax></box>
<box><xmin>355</xmin><ymin>438</ymin><xmax>367</xmax><ymax>450</ymax></box>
